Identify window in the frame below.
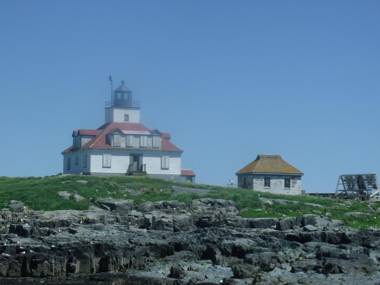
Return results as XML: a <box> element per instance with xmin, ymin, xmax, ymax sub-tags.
<box><xmin>67</xmin><ymin>157</ymin><xmax>71</xmax><ymax>171</ymax></box>
<box><xmin>81</xmin><ymin>137</ymin><xmax>92</xmax><ymax>146</ymax></box>
<box><xmin>126</xmin><ymin>135</ymin><xmax>139</xmax><ymax>147</ymax></box>
<box><xmin>83</xmin><ymin>155</ymin><xmax>87</xmax><ymax>168</ymax></box>
<box><xmin>75</xmin><ymin>156</ymin><xmax>79</xmax><ymax>166</ymax></box>
<box><xmin>147</xmin><ymin>136</ymin><xmax>153</xmax><ymax>148</ymax></box>
<box><xmin>242</xmin><ymin>177</ymin><xmax>247</xmax><ymax>188</ymax></box>
<box><xmin>161</xmin><ymin>156</ymin><xmax>170</xmax><ymax>170</ymax></box>
<box><xmin>284</xmin><ymin>178</ymin><xmax>291</xmax><ymax>188</ymax></box>
<box><xmin>124</xmin><ymin>114</ymin><xmax>129</xmax><ymax>122</ymax></box>
<box><xmin>153</xmin><ymin>136</ymin><xmax>161</xmax><ymax>148</ymax></box>
<box><xmin>126</xmin><ymin>135</ymin><xmax>133</xmax><ymax>147</ymax></box>
<box><xmin>113</xmin><ymin>134</ymin><xmax>123</xmax><ymax>147</ymax></box>
<box><xmin>132</xmin><ymin>136</ymin><xmax>139</xmax><ymax>148</ymax></box>
<box><xmin>140</xmin><ymin>136</ymin><xmax>148</xmax><ymax>147</ymax></box>
<box><xmin>264</xmin><ymin>177</ymin><xmax>271</xmax><ymax>188</ymax></box>
<box><xmin>102</xmin><ymin>154</ymin><xmax>112</xmax><ymax>168</ymax></box>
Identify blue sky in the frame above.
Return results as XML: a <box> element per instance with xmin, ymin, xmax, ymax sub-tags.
<box><xmin>0</xmin><ymin>1</ymin><xmax>379</xmax><ymax>192</ymax></box>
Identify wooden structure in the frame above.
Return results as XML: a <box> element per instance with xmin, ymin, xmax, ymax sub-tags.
<box><xmin>335</xmin><ymin>174</ymin><xmax>378</xmax><ymax>200</ymax></box>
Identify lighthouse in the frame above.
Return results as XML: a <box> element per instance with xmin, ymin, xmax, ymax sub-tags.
<box><xmin>105</xmin><ymin>81</ymin><xmax>141</xmax><ymax>123</ymax></box>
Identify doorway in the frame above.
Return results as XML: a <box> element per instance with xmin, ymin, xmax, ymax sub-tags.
<box><xmin>128</xmin><ymin>154</ymin><xmax>145</xmax><ymax>174</ymax></box>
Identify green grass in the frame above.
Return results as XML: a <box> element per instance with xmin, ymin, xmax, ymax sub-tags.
<box><xmin>0</xmin><ymin>175</ymin><xmax>379</xmax><ymax>229</ymax></box>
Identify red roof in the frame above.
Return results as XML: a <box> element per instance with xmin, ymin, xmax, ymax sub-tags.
<box><xmin>79</xmin><ymin>129</ymin><xmax>99</xmax><ymax>136</ymax></box>
<box><xmin>97</xmin><ymin>122</ymin><xmax>150</xmax><ymax>132</ymax></box>
<box><xmin>63</xmin><ymin>122</ymin><xmax>182</xmax><ymax>153</ymax></box>
<box><xmin>161</xmin><ymin>137</ymin><xmax>182</xmax><ymax>152</ymax></box>
<box><xmin>181</xmin><ymin>169</ymin><xmax>196</xmax><ymax>177</ymax></box>
<box><xmin>74</xmin><ymin>129</ymin><xmax>99</xmax><ymax>136</ymax></box>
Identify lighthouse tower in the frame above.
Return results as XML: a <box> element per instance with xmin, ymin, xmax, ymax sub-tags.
<box><xmin>105</xmin><ymin>81</ymin><xmax>141</xmax><ymax>123</ymax></box>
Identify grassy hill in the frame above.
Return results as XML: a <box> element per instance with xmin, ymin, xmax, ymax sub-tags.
<box><xmin>0</xmin><ymin>175</ymin><xmax>379</xmax><ymax>229</ymax></box>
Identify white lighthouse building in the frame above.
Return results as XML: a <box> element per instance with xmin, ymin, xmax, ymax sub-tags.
<box><xmin>62</xmin><ymin>80</ymin><xmax>195</xmax><ymax>182</ymax></box>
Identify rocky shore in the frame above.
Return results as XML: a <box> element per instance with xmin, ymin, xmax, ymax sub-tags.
<box><xmin>0</xmin><ymin>198</ymin><xmax>379</xmax><ymax>285</ymax></box>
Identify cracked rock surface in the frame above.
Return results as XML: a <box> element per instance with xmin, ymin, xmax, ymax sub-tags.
<box><xmin>0</xmin><ymin>198</ymin><xmax>379</xmax><ymax>284</ymax></box>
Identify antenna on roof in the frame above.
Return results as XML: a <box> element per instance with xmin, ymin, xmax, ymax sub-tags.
<box><xmin>108</xmin><ymin>75</ymin><xmax>113</xmax><ymax>104</ymax></box>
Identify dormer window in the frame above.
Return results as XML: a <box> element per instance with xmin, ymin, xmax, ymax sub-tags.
<box><xmin>126</xmin><ymin>135</ymin><xmax>133</xmax><ymax>147</ymax></box>
<box><xmin>140</xmin><ymin>136</ymin><xmax>148</xmax><ymax>147</ymax></box>
<box><xmin>113</xmin><ymin>134</ymin><xmax>123</xmax><ymax>147</ymax></box>
<box><xmin>153</xmin><ymin>136</ymin><xmax>161</xmax><ymax>148</ymax></box>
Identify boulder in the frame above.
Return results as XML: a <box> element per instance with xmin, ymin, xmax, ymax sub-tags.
<box><xmin>8</xmin><ymin>201</ymin><xmax>25</xmax><ymax>212</ymax></box>
<box><xmin>95</xmin><ymin>199</ymin><xmax>134</xmax><ymax>212</ymax></box>
<box><xmin>8</xmin><ymin>224</ymin><xmax>33</xmax><ymax>237</ymax></box>
<box><xmin>168</xmin><ymin>264</ymin><xmax>186</xmax><ymax>279</ymax></box>
<box><xmin>173</xmin><ymin>214</ymin><xmax>194</xmax><ymax>232</ymax></box>
<box><xmin>246</xmin><ymin>218</ymin><xmax>278</xmax><ymax>229</ymax></box>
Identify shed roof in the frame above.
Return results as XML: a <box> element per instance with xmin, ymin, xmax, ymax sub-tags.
<box><xmin>181</xmin><ymin>169</ymin><xmax>196</xmax><ymax>177</ymax></box>
<box><xmin>236</xmin><ymin>155</ymin><xmax>303</xmax><ymax>176</ymax></box>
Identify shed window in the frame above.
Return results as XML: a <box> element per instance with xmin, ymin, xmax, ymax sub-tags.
<box><xmin>161</xmin><ymin>156</ymin><xmax>170</xmax><ymax>170</ymax></box>
<box><xmin>264</xmin><ymin>177</ymin><xmax>271</xmax><ymax>187</ymax></box>
<box><xmin>284</xmin><ymin>178</ymin><xmax>291</xmax><ymax>188</ymax></box>
<box><xmin>242</xmin><ymin>177</ymin><xmax>248</xmax><ymax>188</ymax></box>
<box><xmin>102</xmin><ymin>154</ymin><xmax>112</xmax><ymax>168</ymax></box>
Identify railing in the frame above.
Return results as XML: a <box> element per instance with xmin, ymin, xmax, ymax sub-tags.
<box><xmin>105</xmin><ymin>100</ymin><xmax>140</xmax><ymax>109</ymax></box>
<box><xmin>127</xmin><ymin>163</ymin><xmax>146</xmax><ymax>174</ymax></box>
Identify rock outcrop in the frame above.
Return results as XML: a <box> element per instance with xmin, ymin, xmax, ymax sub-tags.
<box><xmin>0</xmin><ymin>198</ymin><xmax>379</xmax><ymax>285</ymax></box>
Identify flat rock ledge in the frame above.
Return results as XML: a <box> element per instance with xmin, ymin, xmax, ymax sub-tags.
<box><xmin>0</xmin><ymin>198</ymin><xmax>379</xmax><ymax>285</ymax></box>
